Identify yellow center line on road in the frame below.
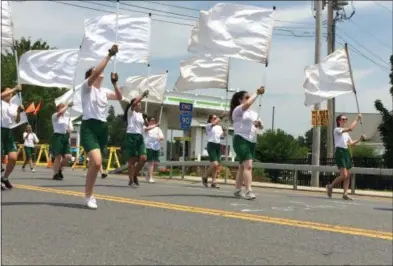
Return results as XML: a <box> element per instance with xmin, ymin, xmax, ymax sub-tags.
<box><xmin>14</xmin><ymin>184</ymin><xmax>393</xmax><ymax>241</ymax></box>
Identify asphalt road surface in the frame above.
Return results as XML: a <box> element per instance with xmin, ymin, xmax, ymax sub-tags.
<box><xmin>2</xmin><ymin>167</ymin><xmax>392</xmax><ymax>265</ymax></box>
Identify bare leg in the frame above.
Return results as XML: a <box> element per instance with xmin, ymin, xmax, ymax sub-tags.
<box><xmin>134</xmin><ymin>155</ymin><xmax>147</xmax><ymax>182</ymax></box>
<box><xmin>53</xmin><ymin>155</ymin><xmax>62</xmax><ymax>175</ymax></box>
<box><xmin>202</xmin><ymin>162</ymin><xmax>215</xmax><ymax>187</ymax></box>
<box><xmin>242</xmin><ymin>160</ymin><xmax>255</xmax><ymax>199</ymax></box>
<box><xmin>147</xmin><ymin>162</ymin><xmax>155</xmax><ymax>183</ymax></box>
<box><xmin>327</xmin><ymin>168</ymin><xmax>347</xmax><ymax>198</ymax></box>
<box><xmin>211</xmin><ymin>162</ymin><xmax>220</xmax><ymax>188</ymax></box>
<box><xmin>1</xmin><ymin>152</ymin><xmax>17</xmax><ymax>189</ymax></box>
<box><xmin>85</xmin><ymin>149</ymin><xmax>101</xmax><ymax>197</ymax></box>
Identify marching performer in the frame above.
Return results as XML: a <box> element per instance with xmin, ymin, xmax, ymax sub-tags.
<box><xmin>51</xmin><ymin>102</ymin><xmax>73</xmax><ymax>180</ymax></box>
<box><xmin>21</xmin><ymin>125</ymin><xmax>39</xmax><ymax>173</ymax></box>
<box><xmin>326</xmin><ymin>114</ymin><xmax>365</xmax><ymax>200</ymax></box>
<box><xmin>122</xmin><ymin>91</ymin><xmax>149</xmax><ymax>187</ymax></box>
<box><xmin>1</xmin><ymin>85</ymin><xmax>24</xmax><ymax>190</ymax></box>
<box><xmin>144</xmin><ymin>117</ymin><xmax>164</xmax><ymax>184</ymax></box>
<box><xmin>229</xmin><ymin>87</ymin><xmax>265</xmax><ymax>200</ymax></box>
<box><xmin>80</xmin><ymin>44</ymin><xmax>122</xmax><ymax>209</ymax></box>
<box><xmin>202</xmin><ymin>113</ymin><xmax>227</xmax><ymax>188</ymax></box>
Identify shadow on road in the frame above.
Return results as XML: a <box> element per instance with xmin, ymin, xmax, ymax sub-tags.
<box><xmin>374</xmin><ymin>207</ymin><xmax>393</xmax><ymax>211</ymax></box>
<box><xmin>142</xmin><ymin>194</ymin><xmax>236</xmax><ymax>199</ymax></box>
<box><xmin>1</xmin><ymin>201</ymin><xmax>86</xmax><ymax>209</ymax></box>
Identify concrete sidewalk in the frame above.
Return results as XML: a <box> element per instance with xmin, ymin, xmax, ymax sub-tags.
<box><xmin>148</xmin><ymin>174</ymin><xmax>393</xmax><ymax>199</ymax></box>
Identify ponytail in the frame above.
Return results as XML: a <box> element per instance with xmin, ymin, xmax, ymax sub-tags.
<box><xmin>123</xmin><ymin>98</ymin><xmax>136</xmax><ymax>122</ymax></box>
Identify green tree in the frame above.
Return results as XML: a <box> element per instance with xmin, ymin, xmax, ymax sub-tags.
<box><xmin>302</xmin><ymin>126</ymin><xmax>328</xmax><ymax>158</ymax></box>
<box><xmin>351</xmin><ymin>145</ymin><xmax>378</xmax><ymax>158</ymax></box>
<box><xmin>255</xmin><ymin>129</ymin><xmax>308</xmax><ymax>163</ymax></box>
<box><xmin>1</xmin><ymin>37</ymin><xmax>67</xmax><ymax>142</ymax></box>
<box><xmin>374</xmin><ymin>55</ymin><xmax>393</xmax><ymax>168</ymax></box>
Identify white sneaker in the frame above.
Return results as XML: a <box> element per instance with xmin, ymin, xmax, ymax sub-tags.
<box><xmin>148</xmin><ymin>178</ymin><xmax>155</xmax><ymax>183</ymax></box>
<box><xmin>84</xmin><ymin>196</ymin><xmax>98</xmax><ymax>209</ymax></box>
<box><xmin>234</xmin><ymin>190</ymin><xmax>245</xmax><ymax>198</ymax></box>
<box><xmin>244</xmin><ymin>191</ymin><xmax>256</xmax><ymax>200</ymax></box>
<box><xmin>31</xmin><ymin>169</ymin><xmax>36</xmax><ymax>173</ymax></box>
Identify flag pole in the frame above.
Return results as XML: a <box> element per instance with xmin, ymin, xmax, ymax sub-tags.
<box><xmin>344</xmin><ymin>43</ymin><xmax>364</xmax><ymax>133</ymax></box>
<box><xmin>158</xmin><ymin>70</ymin><xmax>169</xmax><ymax>123</ymax></box>
<box><xmin>113</xmin><ymin>0</ymin><xmax>120</xmax><ymax>73</ymax></box>
<box><xmin>224</xmin><ymin>58</ymin><xmax>231</xmax><ymax>162</ymax></box>
<box><xmin>144</xmin><ymin>13</ymin><xmax>152</xmax><ymax>114</ymax></box>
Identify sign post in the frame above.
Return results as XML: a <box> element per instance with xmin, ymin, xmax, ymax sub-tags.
<box><xmin>179</xmin><ymin>102</ymin><xmax>193</xmax><ymax>174</ymax></box>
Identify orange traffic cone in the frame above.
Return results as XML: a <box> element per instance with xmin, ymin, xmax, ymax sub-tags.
<box><xmin>47</xmin><ymin>158</ymin><xmax>52</xmax><ymax>168</ymax></box>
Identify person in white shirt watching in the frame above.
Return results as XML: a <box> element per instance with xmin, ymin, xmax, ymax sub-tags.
<box><xmin>326</xmin><ymin>113</ymin><xmax>365</xmax><ymax>200</ymax></box>
<box><xmin>202</xmin><ymin>113</ymin><xmax>227</xmax><ymax>188</ymax></box>
<box><xmin>79</xmin><ymin>44</ymin><xmax>122</xmax><ymax>209</ymax></box>
<box><xmin>1</xmin><ymin>84</ymin><xmax>24</xmax><ymax>191</ymax></box>
<box><xmin>21</xmin><ymin>125</ymin><xmax>39</xmax><ymax>173</ymax></box>
<box><xmin>229</xmin><ymin>87</ymin><xmax>265</xmax><ymax>200</ymax></box>
<box><xmin>144</xmin><ymin>117</ymin><xmax>164</xmax><ymax>183</ymax></box>
<box><xmin>50</xmin><ymin>102</ymin><xmax>74</xmax><ymax>180</ymax></box>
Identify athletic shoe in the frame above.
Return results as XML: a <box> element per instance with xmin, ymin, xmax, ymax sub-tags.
<box><xmin>326</xmin><ymin>185</ymin><xmax>333</xmax><ymax>198</ymax></box>
<box><xmin>58</xmin><ymin>170</ymin><xmax>64</xmax><ymax>180</ymax></box>
<box><xmin>31</xmin><ymin>168</ymin><xmax>36</xmax><ymax>173</ymax></box>
<box><xmin>53</xmin><ymin>174</ymin><xmax>62</xmax><ymax>180</ymax></box>
<box><xmin>1</xmin><ymin>178</ymin><xmax>13</xmax><ymax>189</ymax></box>
<box><xmin>134</xmin><ymin>176</ymin><xmax>140</xmax><ymax>187</ymax></box>
<box><xmin>1</xmin><ymin>168</ymin><xmax>4</xmax><ymax>173</ymax></box>
<box><xmin>148</xmin><ymin>178</ymin><xmax>155</xmax><ymax>183</ymax></box>
<box><xmin>234</xmin><ymin>189</ymin><xmax>245</xmax><ymax>198</ymax></box>
<box><xmin>84</xmin><ymin>196</ymin><xmax>97</xmax><ymax>209</ymax></box>
<box><xmin>128</xmin><ymin>180</ymin><xmax>137</xmax><ymax>188</ymax></box>
<box><xmin>211</xmin><ymin>183</ymin><xmax>219</xmax><ymax>189</ymax></box>
<box><xmin>101</xmin><ymin>173</ymin><xmax>108</xmax><ymax>179</ymax></box>
<box><xmin>244</xmin><ymin>191</ymin><xmax>256</xmax><ymax>200</ymax></box>
<box><xmin>1</xmin><ymin>184</ymin><xmax>6</xmax><ymax>191</ymax></box>
<box><xmin>342</xmin><ymin>194</ymin><xmax>353</xmax><ymax>201</ymax></box>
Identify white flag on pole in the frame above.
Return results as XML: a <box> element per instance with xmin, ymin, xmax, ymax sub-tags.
<box><xmin>54</xmin><ymin>84</ymin><xmax>83</xmax><ymax>114</ymax></box>
<box><xmin>19</xmin><ymin>49</ymin><xmax>79</xmax><ymax>89</ymax></box>
<box><xmin>10</xmin><ymin>95</ymin><xmax>28</xmax><ymax>129</ymax></box>
<box><xmin>123</xmin><ymin>73</ymin><xmax>168</xmax><ymax>102</ymax></box>
<box><xmin>303</xmin><ymin>48</ymin><xmax>354</xmax><ymax>106</ymax></box>
<box><xmin>175</xmin><ymin>55</ymin><xmax>229</xmax><ymax>91</ymax></box>
<box><xmin>188</xmin><ymin>3</ymin><xmax>275</xmax><ymax>63</ymax></box>
<box><xmin>80</xmin><ymin>14</ymin><xmax>151</xmax><ymax>64</ymax></box>
<box><xmin>1</xmin><ymin>1</ymin><xmax>14</xmax><ymax>49</ymax></box>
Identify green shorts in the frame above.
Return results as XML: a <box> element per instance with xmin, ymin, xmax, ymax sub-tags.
<box><xmin>147</xmin><ymin>148</ymin><xmax>160</xmax><ymax>162</ymax></box>
<box><xmin>122</xmin><ymin>133</ymin><xmax>146</xmax><ymax>159</ymax></box>
<box><xmin>233</xmin><ymin>135</ymin><xmax>256</xmax><ymax>164</ymax></box>
<box><xmin>1</xmin><ymin>127</ymin><xmax>17</xmax><ymax>155</ymax></box>
<box><xmin>80</xmin><ymin>119</ymin><xmax>108</xmax><ymax>154</ymax></box>
<box><xmin>24</xmin><ymin>146</ymin><xmax>35</xmax><ymax>159</ymax></box>
<box><xmin>335</xmin><ymin>147</ymin><xmax>352</xmax><ymax>169</ymax></box>
<box><xmin>207</xmin><ymin>142</ymin><xmax>221</xmax><ymax>162</ymax></box>
<box><xmin>51</xmin><ymin>133</ymin><xmax>71</xmax><ymax>156</ymax></box>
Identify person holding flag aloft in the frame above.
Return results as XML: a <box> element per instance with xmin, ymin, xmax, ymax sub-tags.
<box><xmin>326</xmin><ymin>113</ymin><xmax>365</xmax><ymax>200</ymax></box>
<box><xmin>80</xmin><ymin>44</ymin><xmax>123</xmax><ymax>209</ymax></box>
<box><xmin>51</xmin><ymin>102</ymin><xmax>74</xmax><ymax>180</ymax></box>
<box><xmin>229</xmin><ymin>87</ymin><xmax>265</xmax><ymax>200</ymax></box>
<box><xmin>21</xmin><ymin>125</ymin><xmax>39</xmax><ymax>173</ymax></box>
<box><xmin>122</xmin><ymin>90</ymin><xmax>150</xmax><ymax>187</ymax></box>
<box><xmin>1</xmin><ymin>85</ymin><xmax>25</xmax><ymax>191</ymax></box>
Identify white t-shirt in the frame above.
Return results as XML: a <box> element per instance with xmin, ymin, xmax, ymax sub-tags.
<box><xmin>81</xmin><ymin>79</ymin><xmax>110</xmax><ymax>122</ymax></box>
<box><xmin>23</xmin><ymin>132</ymin><xmax>39</xmax><ymax>147</ymax></box>
<box><xmin>1</xmin><ymin>100</ymin><xmax>18</xmax><ymax>128</ymax></box>
<box><xmin>334</xmin><ymin>127</ymin><xmax>352</xmax><ymax>149</ymax></box>
<box><xmin>232</xmin><ymin>105</ymin><xmax>259</xmax><ymax>143</ymax></box>
<box><xmin>52</xmin><ymin>113</ymin><xmax>69</xmax><ymax>134</ymax></box>
<box><xmin>206</xmin><ymin>123</ymin><xmax>223</xmax><ymax>144</ymax></box>
<box><xmin>126</xmin><ymin>109</ymin><xmax>145</xmax><ymax>134</ymax></box>
<box><xmin>144</xmin><ymin>127</ymin><xmax>164</xmax><ymax>151</ymax></box>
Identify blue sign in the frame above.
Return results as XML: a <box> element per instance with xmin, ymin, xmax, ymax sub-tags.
<box><xmin>179</xmin><ymin>113</ymin><xmax>192</xmax><ymax>130</ymax></box>
<box><xmin>179</xmin><ymin>102</ymin><xmax>193</xmax><ymax>112</ymax></box>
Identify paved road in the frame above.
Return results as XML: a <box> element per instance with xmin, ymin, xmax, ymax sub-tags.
<box><xmin>2</xmin><ymin>168</ymin><xmax>392</xmax><ymax>265</ymax></box>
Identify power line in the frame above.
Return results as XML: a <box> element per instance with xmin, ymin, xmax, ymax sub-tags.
<box><xmin>347</xmin><ymin>19</ymin><xmax>392</xmax><ymax>51</ymax></box>
<box><xmin>373</xmin><ymin>1</ymin><xmax>392</xmax><ymax>13</ymax></box>
<box><xmin>335</xmin><ymin>40</ymin><xmax>389</xmax><ymax>73</ymax></box>
<box><xmin>140</xmin><ymin>1</ymin><xmax>200</xmax><ymax>12</ymax></box>
<box><xmin>335</xmin><ymin>28</ymin><xmax>390</xmax><ymax>68</ymax></box>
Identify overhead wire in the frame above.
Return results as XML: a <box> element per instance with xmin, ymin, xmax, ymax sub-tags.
<box><xmin>373</xmin><ymin>1</ymin><xmax>392</xmax><ymax>13</ymax></box>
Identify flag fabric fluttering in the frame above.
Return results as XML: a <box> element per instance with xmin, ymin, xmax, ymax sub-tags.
<box><xmin>19</xmin><ymin>49</ymin><xmax>79</xmax><ymax>89</ymax></box>
<box><xmin>123</xmin><ymin>73</ymin><xmax>168</xmax><ymax>102</ymax></box>
<box><xmin>10</xmin><ymin>95</ymin><xmax>28</xmax><ymax>129</ymax></box>
<box><xmin>25</xmin><ymin>102</ymin><xmax>36</xmax><ymax>114</ymax></box>
<box><xmin>188</xmin><ymin>3</ymin><xmax>275</xmax><ymax>63</ymax></box>
<box><xmin>303</xmin><ymin>48</ymin><xmax>354</xmax><ymax>106</ymax></box>
<box><xmin>33</xmin><ymin>100</ymin><xmax>42</xmax><ymax>115</ymax></box>
<box><xmin>1</xmin><ymin>1</ymin><xmax>14</xmax><ymax>49</ymax></box>
<box><xmin>175</xmin><ymin>55</ymin><xmax>229</xmax><ymax>91</ymax></box>
<box><xmin>54</xmin><ymin>84</ymin><xmax>83</xmax><ymax>115</ymax></box>
<box><xmin>79</xmin><ymin>14</ymin><xmax>151</xmax><ymax>64</ymax></box>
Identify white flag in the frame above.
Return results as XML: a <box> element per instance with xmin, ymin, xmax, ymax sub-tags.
<box><xmin>175</xmin><ymin>55</ymin><xmax>229</xmax><ymax>91</ymax></box>
<box><xmin>10</xmin><ymin>95</ymin><xmax>28</xmax><ymax>129</ymax></box>
<box><xmin>123</xmin><ymin>73</ymin><xmax>168</xmax><ymax>102</ymax></box>
<box><xmin>54</xmin><ymin>84</ymin><xmax>83</xmax><ymax>114</ymax></box>
<box><xmin>303</xmin><ymin>48</ymin><xmax>354</xmax><ymax>106</ymax></box>
<box><xmin>80</xmin><ymin>14</ymin><xmax>151</xmax><ymax>64</ymax></box>
<box><xmin>19</xmin><ymin>49</ymin><xmax>79</xmax><ymax>89</ymax></box>
<box><xmin>1</xmin><ymin>1</ymin><xmax>14</xmax><ymax>48</ymax></box>
<box><xmin>188</xmin><ymin>3</ymin><xmax>275</xmax><ymax>63</ymax></box>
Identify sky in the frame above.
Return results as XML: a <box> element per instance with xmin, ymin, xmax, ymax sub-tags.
<box><xmin>10</xmin><ymin>0</ymin><xmax>393</xmax><ymax>138</ymax></box>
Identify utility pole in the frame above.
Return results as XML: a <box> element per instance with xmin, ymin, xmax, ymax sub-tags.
<box><xmin>272</xmin><ymin>106</ymin><xmax>275</xmax><ymax>131</ymax></box>
<box><xmin>326</xmin><ymin>0</ymin><xmax>335</xmax><ymax>159</ymax></box>
<box><xmin>311</xmin><ymin>0</ymin><xmax>322</xmax><ymax>187</ymax></box>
